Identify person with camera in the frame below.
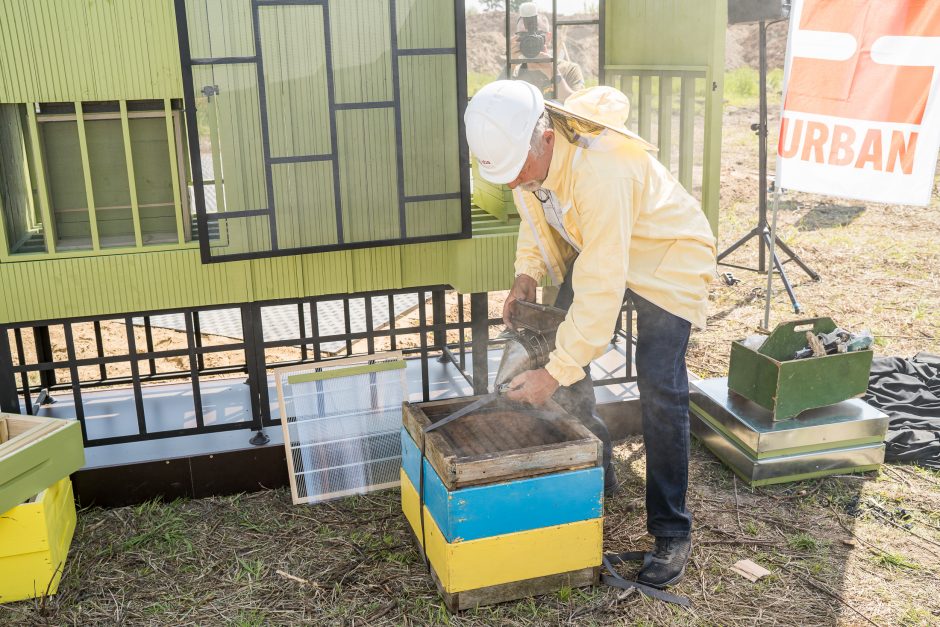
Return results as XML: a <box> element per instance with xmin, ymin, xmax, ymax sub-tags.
<box><xmin>499</xmin><ymin>2</ymin><xmax>584</xmax><ymax>102</ymax></box>
<box><xmin>465</xmin><ymin>80</ymin><xmax>716</xmax><ymax>589</ymax></box>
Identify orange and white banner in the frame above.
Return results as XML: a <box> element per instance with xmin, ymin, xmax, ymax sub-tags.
<box><xmin>777</xmin><ymin>0</ymin><xmax>940</xmax><ymax>206</ymax></box>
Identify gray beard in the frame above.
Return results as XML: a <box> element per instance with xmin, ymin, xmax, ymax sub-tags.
<box><xmin>519</xmin><ymin>180</ymin><xmax>543</xmax><ymax>192</ymax></box>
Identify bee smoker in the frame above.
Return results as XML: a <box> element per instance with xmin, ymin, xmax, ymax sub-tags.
<box><xmin>493</xmin><ymin>300</ymin><xmax>568</xmax><ymax>389</ymax></box>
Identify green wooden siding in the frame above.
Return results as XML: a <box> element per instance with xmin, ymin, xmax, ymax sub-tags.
<box><xmin>0</xmin><ymin>230</ymin><xmax>518</xmax><ymax>323</ymax></box>
<box><xmin>0</xmin><ymin>1</ymin><xmax>182</xmax><ymax>103</ymax></box>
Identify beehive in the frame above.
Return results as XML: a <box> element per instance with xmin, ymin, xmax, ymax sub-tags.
<box><xmin>401</xmin><ymin>397</ymin><xmax>604</xmax><ymax>611</ymax></box>
<box><xmin>0</xmin><ymin>477</ymin><xmax>77</xmax><ymax>603</ymax></box>
<box><xmin>0</xmin><ymin>413</ymin><xmax>84</xmax><ymax>515</ymax></box>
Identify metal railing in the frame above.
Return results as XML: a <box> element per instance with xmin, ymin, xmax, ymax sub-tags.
<box><xmin>0</xmin><ymin>287</ymin><xmax>636</xmax><ymax>448</ymax></box>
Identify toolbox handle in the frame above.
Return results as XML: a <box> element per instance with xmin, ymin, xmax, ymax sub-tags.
<box><xmin>758</xmin><ymin>317</ymin><xmax>837</xmax><ymax>357</ymax></box>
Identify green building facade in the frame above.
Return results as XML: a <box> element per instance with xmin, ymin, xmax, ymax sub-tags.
<box><xmin>0</xmin><ymin>0</ymin><xmax>726</xmax><ymax>440</ymax></box>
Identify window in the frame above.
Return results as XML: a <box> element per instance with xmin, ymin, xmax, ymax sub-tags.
<box><xmin>0</xmin><ymin>100</ymin><xmax>189</xmax><ymax>256</ymax></box>
<box><xmin>177</xmin><ymin>0</ymin><xmax>471</xmax><ymax>262</ymax></box>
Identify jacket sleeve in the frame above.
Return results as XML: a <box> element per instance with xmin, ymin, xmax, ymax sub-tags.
<box><xmin>545</xmin><ymin>166</ymin><xmax>635</xmax><ymax>386</ymax></box>
<box><xmin>513</xmin><ymin>196</ymin><xmax>548</xmax><ymax>283</ymax></box>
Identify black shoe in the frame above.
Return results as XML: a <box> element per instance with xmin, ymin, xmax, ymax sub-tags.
<box><xmin>636</xmin><ymin>536</ymin><xmax>691</xmax><ymax>589</ymax></box>
<box><xmin>603</xmin><ymin>464</ymin><xmax>619</xmax><ymax>497</ymax></box>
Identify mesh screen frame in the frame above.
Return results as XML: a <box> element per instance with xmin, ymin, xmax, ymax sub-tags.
<box><xmin>274</xmin><ymin>350</ymin><xmax>406</xmax><ymax>505</ymax></box>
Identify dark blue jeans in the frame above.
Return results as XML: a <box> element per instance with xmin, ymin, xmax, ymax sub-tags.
<box><xmin>553</xmin><ymin>276</ymin><xmax>693</xmax><ymax>538</ymax></box>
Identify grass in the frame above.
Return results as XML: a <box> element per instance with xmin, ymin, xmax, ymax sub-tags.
<box><xmin>724</xmin><ymin>67</ymin><xmax>784</xmax><ymax>107</ymax></box>
<box><xmin>787</xmin><ymin>532</ymin><xmax>825</xmax><ymax>553</ymax></box>
<box><xmin>872</xmin><ymin>551</ymin><xmax>920</xmax><ymax>571</ymax></box>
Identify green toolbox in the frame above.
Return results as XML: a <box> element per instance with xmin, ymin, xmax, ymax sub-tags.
<box><xmin>0</xmin><ymin>414</ymin><xmax>85</xmax><ymax>515</ymax></box>
<box><xmin>727</xmin><ymin>318</ymin><xmax>874</xmax><ymax>421</ymax></box>
<box><xmin>691</xmin><ymin>378</ymin><xmax>887</xmax><ymax>486</ymax></box>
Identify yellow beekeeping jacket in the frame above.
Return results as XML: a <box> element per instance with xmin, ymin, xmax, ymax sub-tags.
<box><xmin>513</xmin><ymin>125</ymin><xmax>717</xmax><ymax>387</ymax></box>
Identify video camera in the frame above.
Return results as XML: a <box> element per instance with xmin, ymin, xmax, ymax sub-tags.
<box><xmin>517</xmin><ymin>11</ymin><xmax>546</xmax><ymax>59</ymax></box>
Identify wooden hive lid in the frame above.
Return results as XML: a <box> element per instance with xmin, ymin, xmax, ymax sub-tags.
<box><xmin>403</xmin><ymin>396</ymin><xmax>603</xmax><ymax>490</ymax></box>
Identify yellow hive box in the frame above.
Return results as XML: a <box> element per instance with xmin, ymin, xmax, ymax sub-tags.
<box><xmin>401</xmin><ymin>469</ymin><xmax>602</xmax><ymax>594</ymax></box>
<box><xmin>0</xmin><ymin>477</ymin><xmax>77</xmax><ymax>603</ymax></box>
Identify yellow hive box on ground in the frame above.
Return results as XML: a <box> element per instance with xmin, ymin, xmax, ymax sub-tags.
<box><xmin>0</xmin><ymin>477</ymin><xmax>77</xmax><ymax>604</ymax></box>
<box><xmin>401</xmin><ymin>469</ymin><xmax>602</xmax><ymax>593</ymax></box>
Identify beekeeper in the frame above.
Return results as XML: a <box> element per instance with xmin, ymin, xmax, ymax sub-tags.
<box><xmin>464</xmin><ymin>80</ymin><xmax>716</xmax><ymax>589</ymax></box>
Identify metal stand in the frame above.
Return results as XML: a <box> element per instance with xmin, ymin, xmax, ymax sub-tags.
<box><xmin>717</xmin><ymin>20</ymin><xmax>819</xmax><ymax>314</ymax></box>
<box><xmin>250</xmin><ymin>430</ymin><xmax>270</xmax><ymax>446</ymax></box>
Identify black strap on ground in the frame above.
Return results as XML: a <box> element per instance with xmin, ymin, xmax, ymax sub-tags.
<box><xmin>601</xmin><ymin>553</ymin><xmax>691</xmax><ymax>606</ymax></box>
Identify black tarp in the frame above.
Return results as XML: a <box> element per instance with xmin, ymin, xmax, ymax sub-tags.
<box><xmin>864</xmin><ymin>352</ymin><xmax>940</xmax><ymax>469</ymax></box>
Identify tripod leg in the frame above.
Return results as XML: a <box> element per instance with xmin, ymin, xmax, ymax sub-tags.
<box><xmin>717</xmin><ymin>226</ymin><xmax>762</xmax><ymax>263</ymax></box>
<box><xmin>764</xmin><ymin>232</ymin><xmax>802</xmax><ymax>314</ymax></box>
<box><xmin>773</xmin><ymin>237</ymin><xmax>821</xmax><ymax>281</ymax></box>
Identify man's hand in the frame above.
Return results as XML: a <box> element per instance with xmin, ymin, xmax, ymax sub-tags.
<box><xmin>503</xmin><ymin>274</ymin><xmax>538</xmax><ymax>328</ymax></box>
<box><xmin>505</xmin><ymin>367</ymin><xmax>559</xmax><ymax>407</ymax></box>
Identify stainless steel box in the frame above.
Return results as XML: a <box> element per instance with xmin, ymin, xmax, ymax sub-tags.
<box><xmin>690</xmin><ymin>378</ymin><xmax>887</xmax><ymax>486</ymax></box>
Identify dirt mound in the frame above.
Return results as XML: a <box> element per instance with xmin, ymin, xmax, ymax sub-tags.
<box><xmin>466</xmin><ymin>11</ymin><xmax>599</xmax><ymax>80</ymax></box>
<box><xmin>726</xmin><ymin>21</ymin><xmax>789</xmax><ymax>70</ymax></box>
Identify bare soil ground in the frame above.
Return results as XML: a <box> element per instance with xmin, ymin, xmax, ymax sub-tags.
<box><xmin>4</xmin><ymin>47</ymin><xmax>940</xmax><ymax>627</ymax></box>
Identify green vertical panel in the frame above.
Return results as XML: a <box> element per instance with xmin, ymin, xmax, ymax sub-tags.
<box><xmin>191</xmin><ymin>61</ymin><xmax>269</xmax><ymax>258</ymax></box>
<box><xmin>183</xmin><ymin>0</ymin><xmax>254</xmax><ymax>60</ymax></box>
<box><xmin>657</xmin><ymin>76</ymin><xmax>673</xmax><ymax>169</ymax></box>
<box><xmin>336</xmin><ymin>108</ymin><xmax>399</xmax><ymax>243</ymax></box>
<box><xmin>40</xmin><ymin>119</ymin><xmax>89</xmax><ymax>245</ymax></box>
<box><xmin>130</xmin><ymin>116</ymin><xmax>177</xmax><ymax>243</ymax></box>
<box><xmin>73</xmin><ymin>104</ymin><xmax>100</xmax><ymax>250</ymax></box>
<box><xmin>701</xmin><ymin>4</ymin><xmax>727</xmax><ymax>236</ymax></box>
<box><xmin>405</xmin><ymin>200</ymin><xmax>461</xmax><ymax>238</ymax></box>
<box><xmin>118</xmin><ymin>102</ymin><xmax>144</xmax><ymax>248</ymax></box>
<box><xmin>395</xmin><ymin>0</ymin><xmax>455</xmax><ymax>49</ymax></box>
<box><xmin>164</xmin><ymin>100</ymin><xmax>187</xmax><ymax>244</ymax></box>
<box><xmin>637</xmin><ymin>75</ymin><xmax>652</xmax><ymax>142</ymax></box>
<box><xmin>25</xmin><ymin>106</ymin><xmax>55</xmax><ymax>253</ymax></box>
<box><xmin>679</xmin><ymin>75</ymin><xmax>695</xmax><ymax>190</ymax></box>
<box><xmin>272</xmin><ymin>162</ymin><xmax>337</xmax><ymax>249</ymax></box>
<box><xmin>258</xmin><ymin>5</ymin><xmax>331</xmax><ymax>158</ymax></box>
<box><xmin>330</xmin><ymin>0</ymin><xmax>393</xmax><ymax>104</ymax></box>
<box><xmin>0</xmin><ymin>105</ymin><xmax>35</xmax><ymax>253</ymax></box>
<box><xmin>399</xmin><ymin>55</ymin><xmax>460</xmax><ymax>198</ymax></box>
<box><xmin>84</xmin><ymin>117</ymin><xmax>134</xmax><ymax>244</ymax></box>
<box><xmin>213</xmin><ymin>64</ymin><xmax>267</xmax><ymax>214</ymax></box>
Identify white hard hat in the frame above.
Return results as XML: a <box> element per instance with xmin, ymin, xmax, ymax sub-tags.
<box><xmin>519</xmin><ymin>2</ymin><xmax>538</xmax><ymax>18</ymax></box>
<box><xmin>464</xmin><ymin>80</ymin><xmax>545</xmax><ymax>185</ymax></box>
